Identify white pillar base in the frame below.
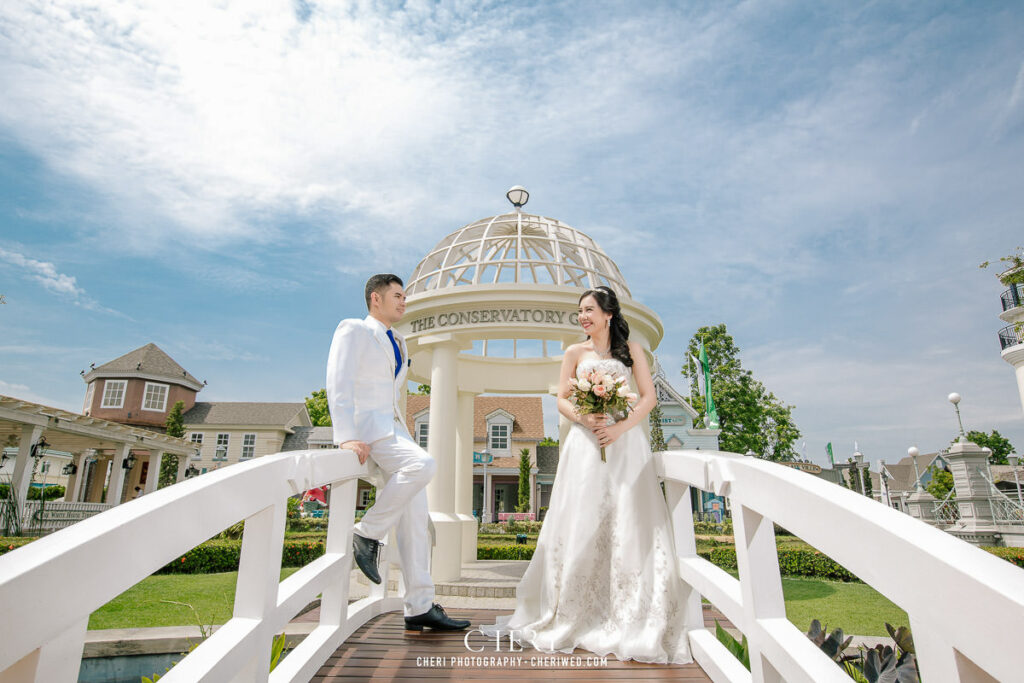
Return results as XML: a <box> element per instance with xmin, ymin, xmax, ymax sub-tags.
<box><xmin>429</xmin><ymin>512</ymin><xmax>464</xmax><ymax>583</ymax></box>
<box><xmin>458</xmin><ymin>513</ymin><xmax>478</xmax><ymax>563</ymax></box>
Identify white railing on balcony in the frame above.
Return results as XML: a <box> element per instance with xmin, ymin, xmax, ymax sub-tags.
<box><xmin>656</xmin><ymin>449</ymin><xmax>1024</xmax><ymax>683</ymax></box>
<box><xmin>0</xmin><ymin>448</ymin><xmax>407</xmax><ymax>683</ymax></box>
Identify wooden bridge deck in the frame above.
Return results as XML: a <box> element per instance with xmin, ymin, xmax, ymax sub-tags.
<box><xmin>312</xmin><ymin>608</ymin><xmax>718</xmax><ymax>682</ymax></box>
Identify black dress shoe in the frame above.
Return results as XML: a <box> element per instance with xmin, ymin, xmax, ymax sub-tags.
<box><xmin>352</xmin><ymin>533</ymin><xmax>381</xmax><ymax>584</ymax></box>
<box><xmin>405</xmin><ymin>604</ymin><xmax>471</xmax><ymax>631</ymax></box>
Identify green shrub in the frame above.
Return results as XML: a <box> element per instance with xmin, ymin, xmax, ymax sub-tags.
<box><xmin>477</xmin><ymin>543</ymin><xmax>535</xmax><ymax>560</ymax></box>
<box><xmin>698</xmin><ymin>546</ymin><xmax>860</xmax><ymax>582</ymax></box>
<box><xmin>158</xmin><ymin>538</ymin><xmax>326</xmax><ymax>574</ymax></box>
<box><xmin>984</xmin><ymin>546</ymin><xmax>1024</xmax><ymax>568</ymax></box>
<box><xmin>287</xmin><ymin>517</ymin><xmax>329</xmax><ymax>532</ymax></box>
<box><xmin>0</xmin><ymin>537</ymin><xmax>35</xmax><ymax>556</ymax></box>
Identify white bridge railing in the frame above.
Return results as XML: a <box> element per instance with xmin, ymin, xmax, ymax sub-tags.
<box><xmin>657</xmin><ymin>449</ymin><xmax>1024</xmax><ymax>683</ymax></box>
<box><xmin>0</xmin><ymin>448</ymin><xmax>404</xmax><ymax>683</ymax></box>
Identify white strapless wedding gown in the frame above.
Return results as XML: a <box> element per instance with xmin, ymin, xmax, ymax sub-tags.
<box><xmin>481</xmin><ymin>358</ymin><xmax>692</xmax><ymax>664</ymax></box>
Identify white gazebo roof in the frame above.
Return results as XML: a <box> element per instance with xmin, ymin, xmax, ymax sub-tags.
<box><xmin>406</xmin><ymin>211</ymin><xmax>631</xmax><ymax>296</ymax></box>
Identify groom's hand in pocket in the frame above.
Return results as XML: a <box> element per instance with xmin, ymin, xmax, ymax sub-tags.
<box><xmin>342</xmin><ymin>440</ymin><xmax>370</xmax><ymax>464</ymax></box>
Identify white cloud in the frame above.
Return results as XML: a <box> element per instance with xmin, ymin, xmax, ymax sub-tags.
<box><xmin>0</xmin><ymin>247</ymin><xmax>127</xmax><ymax>316</ymax></box>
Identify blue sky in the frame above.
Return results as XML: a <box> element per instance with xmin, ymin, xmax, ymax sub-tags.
<box><xmin>1</xmin><ymin>1</ymin><xmax>1023</xmax><ymax>466</ymax></box>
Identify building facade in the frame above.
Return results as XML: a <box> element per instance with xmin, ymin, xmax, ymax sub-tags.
<box><xmin>405</xmin><ymin>394</ymin><xmax>544</xmax><ymax>521</ymax></box>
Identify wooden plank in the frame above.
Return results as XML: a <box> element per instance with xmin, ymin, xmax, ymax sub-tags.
<box><xmin>311</xmin><ymin>609</ymin><xmax>712</xmax><ymax>681</ymax></box>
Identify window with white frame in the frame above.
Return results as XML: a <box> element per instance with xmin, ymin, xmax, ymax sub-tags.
<box><xmin>215</xmin><ymin>433</ymin><xmax>229</xmax><ymax>460</ymax></box>
<box><xmin>142</xmin><ymin>382</ymin><xmax>169</xmax><ymax>411</ymax></box>
<box><xmin>359</xmin><ymin>488</ymin><xmax>373</xmax><ymax>508</ymax></box>
<box><xmin>101</xmin><ymin>380</ymin><xmax>127</xmax><ymax>408</ymax></box>
<box><xmin>489</xmin><ymin>424</ymin><xmax>509</xmax><ymax>451</ymax></box>
<box><xmin>190</xmin><ymin>433</ymin><xmax>204</xmax><ymax>445</ymax></box>
<box><xmin>83</xmin><ymin>382</ymin><xmax>95</xmax><ymax>414</ymax></box>
<box><xmin>241</xmin><ymin>433</ymin><xmax>256</xmax><ymax>459</ymax></box>
<box><xmin>417</xmin><ymin>422</ymin><xmax>429</xmax><ymax>448</ymax></box>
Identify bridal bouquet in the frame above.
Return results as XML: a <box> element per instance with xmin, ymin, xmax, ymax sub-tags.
<box><xmin>568</xmin><ymin>368</ymin><xmax>638</xmax><ymax>462</ymax></box>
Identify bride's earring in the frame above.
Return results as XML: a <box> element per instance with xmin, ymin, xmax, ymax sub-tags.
<box><xmin>606</xmin><ymin>319</ymin><xmax>610</xmax><ymax>328</ymax></box>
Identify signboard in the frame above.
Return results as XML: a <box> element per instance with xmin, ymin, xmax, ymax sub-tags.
<box><xmin>660</xmin><ymin>417</ymin><xmax>685</xmax><ymax>425</ymax></box>
<box><xmin>473</xmin><ymin>452</ymin><xmax>493</xmax><ymax>465</ymax></box>
<box><xmin>780</xmin><ymin>461</ymin><xmax>823</xmax><ymax>474</ymax></box>
<box><xmin>408</xmin><ymin>308</ymin><xmax>580</xmax><ymax>334</ymax></box>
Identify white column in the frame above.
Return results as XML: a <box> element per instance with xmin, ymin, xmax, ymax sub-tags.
<box><xmin>144</xmin><ymin>452</ymin><xmax>164</xmax><ymax>494</ymax></box>
<box><xmin>11</xmin><ymin>424</ymin><xmax>43</xmax><ymax>523</ymax></box>
<box><xmin>176</xmin><ymin>453</ymin><xmax>189</xmax><ymax>483</ymax></box>
<box><xmin>425</xmin><ymin>342</ymin><xmax>463</xmax><ymax>580</ymax></box>
<box><xmin>455</xmin><ymin>390</ymin><xmax>478</xmax><ymax>562</ymax></box>
<box><xmin>454</xmin><ymin>391</ymin><xmax>475</xmax><ymax>516</ymax></box>
<box><xmin>67</xmin><ymin>452</ymin><xmax>87</xmax><ymax>502</ymax></box>
<box><xmin>529</xmin><ymin>469</ymin><xmax>537</xmax><ymax>515</ymax></box>
<box><xmin>107</xmin><ymin>443</ymin><xmax>131</xmax><ymax>505</ymax></box>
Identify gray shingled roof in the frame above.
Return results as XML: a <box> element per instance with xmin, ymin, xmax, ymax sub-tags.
<box><xmin>282</xmin><ymin>426</ymin><xmax>334</xmax><ymax>451</ymax></box>
<box><xmin>184</xmin><ymin>402</ymin><xmax>308</xmax><ymax>427</ymax></box>
<box><xmin>86</xmin><ymin>343</ymin><xmax>202</xmax><ymax>388</ymax></box>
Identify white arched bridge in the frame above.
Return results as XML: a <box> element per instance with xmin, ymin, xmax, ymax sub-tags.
<box><xmin>1</xmin><ymin>447</ymin><xmax>1021</xmax><ymax>682</ymax></box>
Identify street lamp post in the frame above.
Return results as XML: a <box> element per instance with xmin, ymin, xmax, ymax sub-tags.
<box><xmin>853</xmin><ymin>451</ymin><xmax>866</xmax><ymax>497</ymax></box>
<box><xmin>1009</xmin><ymin>455</ymin><xmax>1023</xmax><ymax>507</ymax></box>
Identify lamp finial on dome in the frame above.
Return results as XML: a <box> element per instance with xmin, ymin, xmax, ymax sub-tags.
<box><xmin>506</xmin><ymin>185</ymin><xmax>529</xmax><ymax>211</ymax></box>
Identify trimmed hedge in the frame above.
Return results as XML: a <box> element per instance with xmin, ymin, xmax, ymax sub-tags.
<box><xmin>157</xmin><ymin>538</ymin><xmax>326</xmax><ymax>574</ymax></box>
<box><xmin>698</xmin><ymin>546</ymin><xmax>860</xmax><ymax>582</ymax></box>
<box><xmin>984</xmin><ymin>546</ymin><xmax>1024</xmax><ymax>568</ymax></box>
<box><xmin>477</xmin><ymin>543</ymin><xmax>535</xmax><ymax>560</ymax></box>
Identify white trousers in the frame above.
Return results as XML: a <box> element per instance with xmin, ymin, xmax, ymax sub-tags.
<box><xmin>352</xmin><ymin>420</ymin><xmax>437</xmax><ymax>617</ymax></box>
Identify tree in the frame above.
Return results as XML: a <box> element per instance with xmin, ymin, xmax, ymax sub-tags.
<box><xmin>159</xmin><ymin>401</ymin><xmax>186</xmax><ymax>488</ymax></box>
<box><xmin>305</xmin><ymin>389</ymin><xmax>332</xmax><ymax>427</ymax></box>
<box><xmin>682</xmin><ymin>324</ymin><xmax>800</xmax><ymax>461</ymax></box>
<box><xmin>538</xmin><ymin>437</ymin><xmax>559</xmax><ymax>447</ymax></box>
<box><xmin>926</xmin><ymin>465</ymin><xmax>954</xmax><ymax>500</ymax></box>
<box><xmin>516</xmin><ymin>448</ymin><xmax>532</xmax><ymax>513</ymax></box>
<box><xmin>649</xmin><ymin>405</ymin><xmax>667</xmax><ymax>451</ymax></box>
<box><xmin>413</xmin><ymin>384</ymin><xmax>431</xmax><ymax>395</ymax></box>
<box><xmin>959</xmin><ymin>430</ymin><xmax>1016</xmax><ymax>465</ymax></box>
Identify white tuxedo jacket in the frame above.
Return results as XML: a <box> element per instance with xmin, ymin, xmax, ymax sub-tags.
<box><xmin>326</xmin><ymin>315</ymin><xmax>410</xmax><ymax>446</ymax></box>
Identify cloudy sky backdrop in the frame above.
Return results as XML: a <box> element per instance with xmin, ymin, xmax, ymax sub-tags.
<box><xmin>2</xmin><ymin>1</ymin><xmax>1023</xmax><ymax>466</ymax></box>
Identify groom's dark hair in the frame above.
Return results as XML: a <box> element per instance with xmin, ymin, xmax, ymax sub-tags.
<box><xmin>365</xmin><ymin>274</ymin><xmax>404</xmax><ymax>310</ymax></box>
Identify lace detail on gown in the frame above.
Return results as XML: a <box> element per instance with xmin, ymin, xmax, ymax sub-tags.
<box><xmin>480</xmin><ymin>357</ymin><xmax>693</xmax><ymax>665</ymax></box>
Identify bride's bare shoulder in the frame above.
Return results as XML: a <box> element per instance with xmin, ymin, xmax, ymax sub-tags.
<box><xmin>564</xmin><ymin>342</ymin><xmax>589</xmax><ymax>357</ymax></box>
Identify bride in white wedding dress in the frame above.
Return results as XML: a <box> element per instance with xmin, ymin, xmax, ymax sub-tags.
<box><xmin>482</xmin><ymin>286</ymin><xmax>692</xmax><ymax>665</ymax></box>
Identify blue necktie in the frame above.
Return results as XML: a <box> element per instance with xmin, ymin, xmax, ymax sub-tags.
<box><xmin>386</xmin><ymin>329</ymin><xmax>402</xmax><ymax>378</ymax></box>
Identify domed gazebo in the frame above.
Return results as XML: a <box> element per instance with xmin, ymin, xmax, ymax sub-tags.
<box><xmin>397</xmin><ymin>188</ymin><xmax>663</xmax><ymax>580</ymax></box>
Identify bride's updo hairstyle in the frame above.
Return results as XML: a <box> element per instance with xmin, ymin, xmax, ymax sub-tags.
<box><xmin>579</xmin><ymin>285</ymin><xmax>633</xmax><ymax>368</ymax></box>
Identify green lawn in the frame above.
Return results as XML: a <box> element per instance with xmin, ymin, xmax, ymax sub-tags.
<box><xmin>781</xmin><ymin>576</ymin><xmax>907</xmax><ymax>637</ymax></box>
<box><xmin>88</xmin><ymin>568</ymin><xmax>300</xmax><ymax>630</ymax></box>
<box><xmin>90</xmin><ymin>567</ymin><xmax>905</xmax><ymax>637</ymax></box>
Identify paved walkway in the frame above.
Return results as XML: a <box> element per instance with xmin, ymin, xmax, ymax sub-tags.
<box><xmin>310</xmin><ymin>608</ymin><xmax>714</xmax><ymax>682</ymax></box>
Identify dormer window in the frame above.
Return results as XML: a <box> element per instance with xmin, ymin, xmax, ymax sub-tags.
<box><xmin>485</xmin><ymin>409</ymin><xmax>514</xmax><ymax>455</ymax></box>
<box><xmin>142</xmin><ymin>382</ymin><xmax>169</xmax><ymax>412</ymax></box>
<box><xmin>489</xmin><ymin>424</ymin><xmax>509</xmax><ymax>450</ymax></box>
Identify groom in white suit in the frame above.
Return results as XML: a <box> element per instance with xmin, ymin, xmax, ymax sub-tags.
<box><xmin>326</xmin><ymin>273</ymin><xmax>469</xmax><ymax>631</ymax></box>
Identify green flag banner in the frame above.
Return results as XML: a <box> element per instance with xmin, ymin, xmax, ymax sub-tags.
<box><xmin>826</xmin><ymin>442</ymin><xmax>834</xmax><ymax>467</ymax></box>
<box><xmin>699</xmin><ymin>341</ymin><xmax>720</xmax><ymax>429</ymax></box>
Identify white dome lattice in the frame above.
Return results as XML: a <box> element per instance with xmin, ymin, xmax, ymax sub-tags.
<box><xmin>406</xmin><ymin>212</ymin><xmax>630</xmax><ymax>297</ymax></box>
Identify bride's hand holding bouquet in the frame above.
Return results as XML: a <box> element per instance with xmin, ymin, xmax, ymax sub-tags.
<box><xmin>568</xmin><ymin>368</ymin><xmax>638</xmax><ymax>462</ymax></box>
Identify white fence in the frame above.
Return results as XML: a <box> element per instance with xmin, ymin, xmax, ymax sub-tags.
<box><xmin>0</xmin><ymin>448</ymin><xmax>404</xmax><ymax>683</ymax></box>
<box><xmin>2</xmin><ymin>446</ymin><xmax>1022</xmax><ymax>682</ymax></box>
<box><xmin>657</xmin><ymin>449</ymin><xmax>1024</xmax><ymax>683</ymax></box>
